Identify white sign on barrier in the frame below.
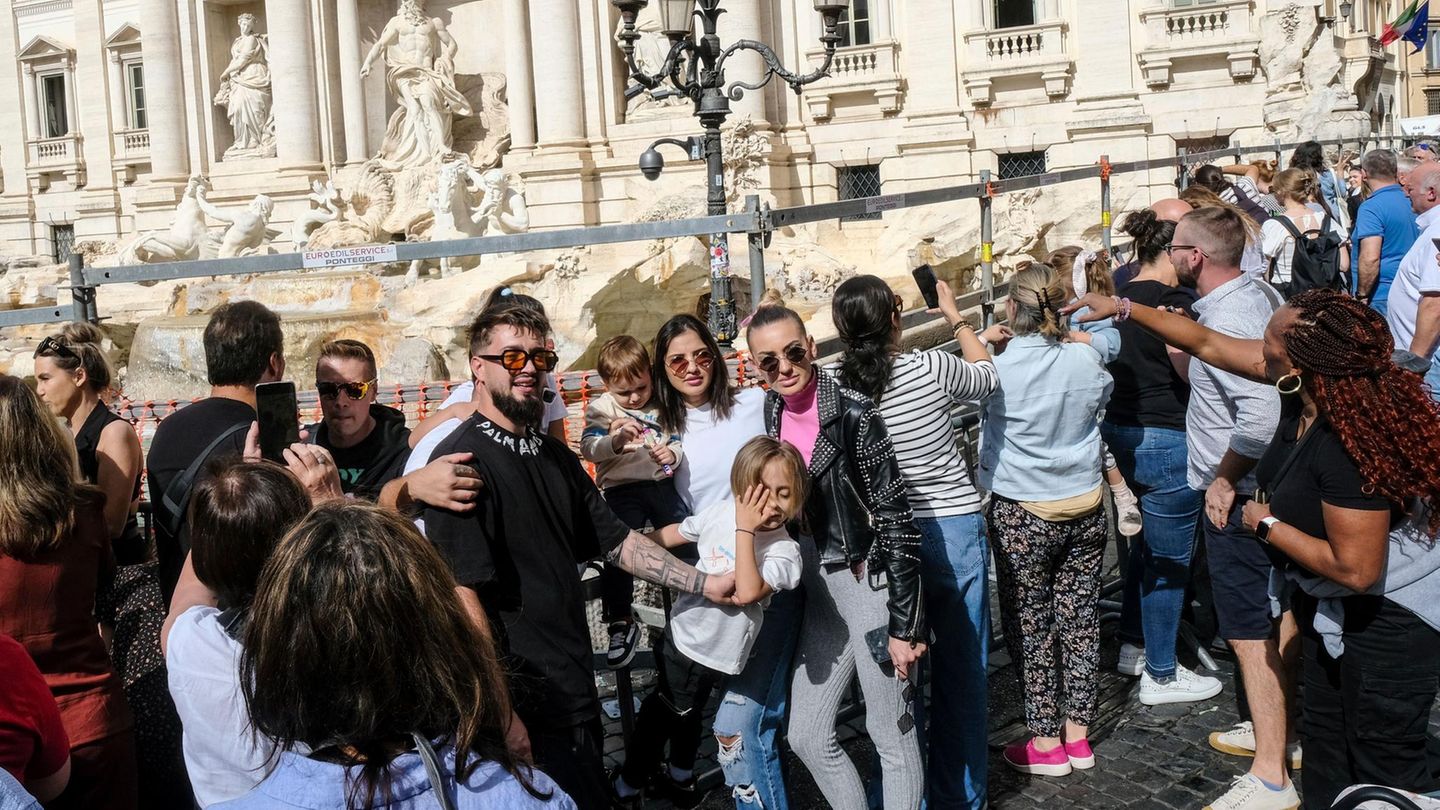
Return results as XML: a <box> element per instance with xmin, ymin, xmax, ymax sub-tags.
<box><xmin>865</xmin><ymin>193</ymin><xmax>906</xmax><ymax>214</ymax></box>
<box><xmin>301</xmin><ymin>244</ymin><xmax>399</xmax><ymax>269</ymax></box>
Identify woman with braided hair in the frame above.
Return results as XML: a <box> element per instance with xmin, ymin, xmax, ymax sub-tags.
<box><xmin>976</xmin><ymin>264</ymin><xmax>1114</xmax><ymax>777</ymax></box>
<box><xmin>1068</xmin><ymin>287</ymin><xmax>1440</xmax><ymax>809</ymax></box>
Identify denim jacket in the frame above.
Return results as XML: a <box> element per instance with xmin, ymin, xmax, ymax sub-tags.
<box><xmin>978</xmin><ymin>334</ymin><xmax>1114</xmax><ymax>502</ymax></box>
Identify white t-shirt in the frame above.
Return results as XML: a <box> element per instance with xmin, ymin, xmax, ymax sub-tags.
<box><xmin>166</xmin><ymin>606</ymin><xmax>277</xmax><ymax>808</ymax></box>
<box><xmin>1387</xmin><ymin>206</ymin><xmax>1440</xmax><ymax>352</ymax></box>
<box><xmin>668</xmin><ymin>500</ymin><xmax>802</xmax><ymax>675</ymax></box>
<box><xmin>673</xmin><ymin>387</ymin><xmax>767</xmax><ymax>513</ymax></box>
<box><xmin>1260</xmin><ymin>212</ymin><xmax>1348</xmax><ymax>285</ymax></box>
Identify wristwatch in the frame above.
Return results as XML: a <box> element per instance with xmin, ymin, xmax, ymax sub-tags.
<box><xmin>1254</xmin><ymin>515</ymin><xmax>1281</xmax><ymax>544</ymax></box>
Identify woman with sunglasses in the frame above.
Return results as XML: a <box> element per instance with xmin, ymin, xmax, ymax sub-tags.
<box><xmin>33</xmin><ymin>325</ymin><xmax>192</xmax><ymax>807</ymax></box>
<box><xmin>1069</xmin><ymin>288</ymin><xmax>1440</xmax><ymax>809</ymax></box>
<box><xmin>745</xmin><ymin>303</ymin><xmax>927</xmax><ymax>810</ymax></box>
<box><xmin>650</xmin><ymin>314</ymin><xmax>787</xmax><ymax>810</ymax></box>
<box><xmin>831</xmin><ymin>275</ymin><xmax>1004</xmax><ymax>808</ymax></box>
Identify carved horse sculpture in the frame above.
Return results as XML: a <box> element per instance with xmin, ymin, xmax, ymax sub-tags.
<box><xmin>290</xmin><ymin>180</ymin><xmax>342</xmax><ymax>251</ymax></box>
<box><xmin>405</xmin><ymin>155</ymin><xmax>487</xmax><ymax>287</ymax></box>
<box><xmin>123</xmin><ymin>176</ymin><xmax>212</xmax><ymax>263</ymax></box>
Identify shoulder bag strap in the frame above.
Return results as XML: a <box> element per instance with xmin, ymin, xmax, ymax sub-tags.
<box><xmin>411</xmin><ymin>734</ymin><xmax>458</xmax><ymax>810</ymax></box>
<box><xmin>1255</xmin><ymin>421</ymin><xmax>1321</xmax><ymax>504</ymax></box>
<box><xmin>160</xmin><ymin>422</ymin><xmax>249</xmax><ymax>537</ymax></box>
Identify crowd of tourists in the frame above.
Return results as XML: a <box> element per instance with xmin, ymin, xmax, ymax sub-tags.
<box><xmin>2</xmin><ymin>139</ymin><xmax>1439</xmax><ymax>810</ymax></box>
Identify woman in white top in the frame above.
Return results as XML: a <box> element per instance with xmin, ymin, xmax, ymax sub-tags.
<box><xmin>830</xmin><ymin>274</ymin><xmax>1005</xmax><ymax>809</ymax></box>
<box><xmin>648</xmin><ymin>314</ymin><xmax>791</xmax><ymax>810</ymax></box>
<box><xmin>161</xmin><ymin>461</ymin><xmax>312</xmax><ymax>808</ymax></box>
<box><xmin>1260</xmin><ymin>168</ymin><xmax>1350</xmax><ymax>290</ymax></box>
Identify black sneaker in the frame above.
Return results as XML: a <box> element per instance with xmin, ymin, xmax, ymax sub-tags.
<box><xmin>660</xmin><ymin>770</ymin><xmax>703</xmax><ymax>810</ymax></box>
<box><xmin>606</xmin><ymin>620</ymin><xmax>640</xmax><ymax>670</ymax></box>
<box><xmin>607</xmin><ymin>766</ymin><xmax>642</xmax><ymax>809</ymax></box>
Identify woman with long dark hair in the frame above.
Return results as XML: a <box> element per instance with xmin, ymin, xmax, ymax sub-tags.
<box><xmin>217</xmin><ymin>502</ymin><xmax>571</xmax><ymax>809</ymax></box>
<box><xmin>0</xmin><ymin>375</ymin><xmax>137</xmax><ymax>810</ymax></box>
<box><xmin>746</xmin><ymin>303</ymin><xmax>927</xmax><ymax>809</ymax></box>
<box><xmin>831</xmin><ymin>274</ymin><xmax>1003</xmax><ymax>807</ymax></box>
<box><xmin>1071</xmin><ymin>288</ymin><xmax>1440</xmax><ymax>809</ymax></box>
<box><xmin>647</xmin><ymin>314</ymin><xmax>789</xmax><ymax>810</ymax></box>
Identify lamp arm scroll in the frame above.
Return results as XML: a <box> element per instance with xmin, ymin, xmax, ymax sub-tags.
<box><xmin>718</xmin><ymin>39</ymin><xmax>836</xmax><ymax>101</ymax></box>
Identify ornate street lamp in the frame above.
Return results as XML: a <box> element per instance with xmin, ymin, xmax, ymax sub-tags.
<box><xmin>613</xmin><ymin>0</ymin><xmax>845</xmax><ymax>345</ymax></box>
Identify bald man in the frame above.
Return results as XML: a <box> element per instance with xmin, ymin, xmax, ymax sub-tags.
<box><xmin>1116</xmin><ymin>199</ymin><xmax>1197</xmax><ymax>286</ymax></box>
<box><xmin>1388</xmin><ymin>160</ymin><xmax>1440</xmax><ymax>399</ymax></box>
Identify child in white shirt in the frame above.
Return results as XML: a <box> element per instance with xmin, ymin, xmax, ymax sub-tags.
<box><xmin>611</xmin><ymin>436</ymin><xmax>805</xmax><ymax>803</ymax></box>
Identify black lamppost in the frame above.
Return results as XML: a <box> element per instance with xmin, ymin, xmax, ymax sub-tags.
<box><xmin>613</xmin><ymin>0</ymin><xmax>846</xmax><ymax>345</ymax></box>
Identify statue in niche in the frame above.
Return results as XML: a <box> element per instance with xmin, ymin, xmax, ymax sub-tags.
<box><xmin>614</xmin><ymin>5</ymin><xmax>688</xmax><ymax>118</ymax></box>
<box><xmin>214</xmin><ymin>13</ymin><xmax>276</xmax><ymax>160</ymax></box>
<box><xmin>121</xmin><ymin>175</ymin><xmax>212</xmax><ymax>263</ymax></box>
<box><xmin>197</xmin><ymin>189</ymin><xmax>278</xmax><ymax>258</ymax></box>
<box><xmin>361</xmin><ymin>0</ymin><xmax>474</xmax><ymax>168</ymax></box>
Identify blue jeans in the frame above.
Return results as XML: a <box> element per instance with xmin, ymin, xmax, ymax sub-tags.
<box><xmin>713</xmin><ymin>585</ymin><xmax>804</xmax><ymax>809</ymax></box>
<box><xmin>914</xmin><ymin>513</ymin><xmax>989</xmax><ymax>810</ymax></box>
<box><xmin>1102</xmin><ymin>423</ymin><xmax>1201</xmax><ymax>679</ymax></box>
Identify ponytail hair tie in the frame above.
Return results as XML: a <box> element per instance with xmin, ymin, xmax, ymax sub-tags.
<box><xmin>1071</xmin><ymin>250</ymin><xmax>1097</xmax><ymax>298</ymax></box>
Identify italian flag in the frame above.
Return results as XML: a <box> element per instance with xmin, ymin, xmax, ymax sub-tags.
<box><xmin>1380</xmin><ymin>0</ymin><xmax>1431</xmax><ymax>50</ymax></box>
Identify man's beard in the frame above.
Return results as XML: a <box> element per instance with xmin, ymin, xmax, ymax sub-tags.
<box><xmin>492</xmin><ymin>386</ymin><xmax>544</xmax><ymax>428</ymax></box>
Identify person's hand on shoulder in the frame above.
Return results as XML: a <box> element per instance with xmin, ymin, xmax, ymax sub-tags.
<box><xmin>406</xmin><ymin>453</ymin><xmax>482</xmax><ymax>512</ymax></box>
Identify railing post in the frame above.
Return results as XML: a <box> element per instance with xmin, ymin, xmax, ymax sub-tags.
<box><xmin>1273</xmin><ymin>136</ymin><xmax>1283</xmax><ymax>165</ymax></box>
<box><xmin>1177</xmin><ymin>147</ymin><xmax>1189</xmax><ymax>191</ymax></box>
<box><xmin>67</xmin><ymin>253</ymin><xmax>95</xmax><ymax>325</ymax></box>
<box><xmin>745</xmin><ymin>194</ymin><xmax>766</xmax><ymax>314</ymax></box>
<box><xmin>979</xmin><ymin>169</ymin><xmax>995</xmax><ymax>328</ymax></box>
<box><xmin>1099</xmin><ymin>155</ymin><xmax>1112</xmax><ymax>255</ymax></box>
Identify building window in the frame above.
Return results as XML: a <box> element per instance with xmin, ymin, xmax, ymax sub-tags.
<box><xmin>836</xmin><ymin>0</ymin><xmax>872</xmax><ymax>47</ymax></box>
<box><xmin>51</xmin><ymin>224</ymin><xmax>74</xmax><ymax>265</ymax></box>
<box><xmin>1427</xmin><ymin>28</ymin><xmax>1440</xmax><ymax>71</ymax></box>
<box><xmin>125</xmin><ymin>61</ymin><xmax>147</xmax><ymax>129</ymax></box>
<box><xmin>998</xmin><ymin>150</ymin><xmax>1047</xmax><ymax>179</ymax></box>
<box><xmin>838</xmin><ymin>165</ymin><xmax>883</xmax><ymax>222</ymax></box>
<box><xmin>1428</xmin><ymin>89</ymin><xmax>1440</xmax><ymax>116</ymax></box>
<box><xmin>994</xmin><ymin>0</ymin><xmax>1035</xmax><ymax>29</ymax></box>
<box><xmin>41</xmin><ymin>73</ymin><xmax>68</xmax><ymax>138</ymax></box>
<box><xmin>1177</xmin><ymin>135</ymin><xmax>1231</xmax><ymax>168</ymax></box>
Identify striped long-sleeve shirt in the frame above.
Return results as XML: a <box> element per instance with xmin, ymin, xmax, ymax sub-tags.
<box><xmin>875</xmin><ymin>350</ymin><xmax>1000</xmax><ymax>518</ymax></box>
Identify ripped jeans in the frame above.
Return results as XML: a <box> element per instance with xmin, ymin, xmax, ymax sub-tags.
<box><xmin>713</xmin><ymin>586</ymin><xmax>805</xmax><ymax>809</ymax></box>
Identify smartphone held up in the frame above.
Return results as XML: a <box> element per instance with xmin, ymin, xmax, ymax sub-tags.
<box><xmin>255</xmin><ymin>381</ymin><xmax>300</xmax><ymax>463</ymax></box>
<box><xmin>911</xmin><ymin>264</ymin><xmax>940</xmax><ymax>310</ymax></box>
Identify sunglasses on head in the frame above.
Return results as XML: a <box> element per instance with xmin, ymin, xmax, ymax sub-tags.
<box><xmin>666</xmin><ymin>348</ymin><xmax>715</xmax><ymax>376</ymax></box>
<box><xmin>756</xmin><ymin>343</ymin><xmax>809</xmax><ymax>375</ymax></box>
<box><xmin>317</xmin><ymin>379</ymin><xmax>377</xmax><ymax>400</ymax></box>
<box><xmin>34</xmin><ymin>336</ymin><xmax>77</xmax><ymax>361</ymax></box>
<box><xmin>477</xmin><ymin>348</ymin><xmax>559</xmax><ymax>373</ymax></box>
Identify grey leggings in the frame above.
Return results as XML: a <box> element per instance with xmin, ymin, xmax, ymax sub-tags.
<box><xmin>788</xmin><ymin>539</ymin><xmax>924</xmax><ymax>810</ymax></box>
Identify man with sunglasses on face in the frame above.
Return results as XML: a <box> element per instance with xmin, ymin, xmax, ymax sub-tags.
<box><xmin>422</xmin><ymin>305</ymin><xmax>735</xmax><ymax>810</ymax></box>
<box><xmin>304</xmin><ymin>340</ymin><xmax>411</xmax><ymax>500</ymax></box>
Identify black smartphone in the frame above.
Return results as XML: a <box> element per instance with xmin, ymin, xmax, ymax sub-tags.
<box><xmin>864</xmin><ymin>625</ymin><xmax>894</xmax><ymax>677</ymax></box>
<box><xmin>255</xmin><ymin>381</ymin><xmax>300</xmax><ymax>463</ymax></box>
<box><xmin>912</xmin><ymin>264</ymin><xmax>940</xmax><ymax>310</ymax></box>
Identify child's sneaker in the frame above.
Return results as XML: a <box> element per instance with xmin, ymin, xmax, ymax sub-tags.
<box><xmin>606</xmin><ymin>619</ymin><xmax>640</xmax><ymax>670</ymax></box>
<box><xmin>1111</xmin><ymin>482</ymin><xmax>1144</xmax><ymax>536</ymax></box>
<box><xmin>1003</xmin><ymin>739</ymin><xmax>1073</xmax><ymax>777</ymax></box>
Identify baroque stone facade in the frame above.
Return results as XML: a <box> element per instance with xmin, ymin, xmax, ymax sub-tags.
<box><xmin>0</xmin><ymin>0</ymin><xmax>1403</xmax><ymax>397</ymax></box>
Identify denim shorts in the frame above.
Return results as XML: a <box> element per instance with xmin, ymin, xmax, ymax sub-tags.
<box><xmin>1202</xmin><ymin>494</ymin><xmax>1287</xmax><ymax>641</ymax></box>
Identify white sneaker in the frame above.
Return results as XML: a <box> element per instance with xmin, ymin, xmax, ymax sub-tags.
<box><xmin>1138</xmin><ymin>664</ymin><xmax>1223</xmax><ymax>706</ymax></box>
<box><xmin>1112</xmin><ymin>483</ymin><xmax>1143</xmax><ymax>536</ymax></box>
<box><xmin>1209</xmin><ymin>721</ymin><xmax>1304</xmax><ymax>769</ymax></box>
<box><xmin>1117</xmin><ymin>642</ymin><xmax>1145</xmax><ymax>677</ymax></box>
<box><xmin>1203</xmin><ymin>773</ymin><xmax>1299</xmax><ymax>810</ymax></box>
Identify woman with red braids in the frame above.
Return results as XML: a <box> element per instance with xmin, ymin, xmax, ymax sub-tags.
<box><xmin>1068</xmin><ymin>288</ymin><xmax>1440</xmax><ymax>810</ymax></box>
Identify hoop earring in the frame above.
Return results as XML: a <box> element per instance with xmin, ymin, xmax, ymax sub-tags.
<box><xmin>1276</xmin><ymin>373</ymin><xmax>1303</xmax><ymax>395</ymax></box>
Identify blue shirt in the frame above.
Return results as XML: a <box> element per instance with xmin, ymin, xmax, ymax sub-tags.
<box><xmin>1351</xmin><ymin>184</ymin><xmax>1419</xmax><ymax>303</ymax></box>
<box><xmin>977</xmin><ymin>334</ymin><xmax>1113</xmax><ymax>502</ymax></box>
<box><xmin>213</xmin><ymin>748</ymin><xmax>575</xmax><ymax>810</ymax></box>
<box><xmin>0</xmin><ymin>768</ymin><xmax>41</xmax><ymax>810</ymax></box>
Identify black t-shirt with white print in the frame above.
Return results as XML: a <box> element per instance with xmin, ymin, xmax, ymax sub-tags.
<box><xmin>421</xmin><ymin>414</ymin><xmax>631</xmax><ymax>730</ymax></box>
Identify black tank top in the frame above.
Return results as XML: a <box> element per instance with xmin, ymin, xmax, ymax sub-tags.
<box><xmin>74</xmin><ymin>403</ymin><xmax>148</xmax><ymax>565</ymax></box>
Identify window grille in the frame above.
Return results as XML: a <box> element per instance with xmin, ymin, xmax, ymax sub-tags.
<box><xmin>998</xmin><ymin>150</ymin><xmax>1048</xmax><ymax>180</ymax></box>
<box><xmin>838</xmin><ymin>165</ymin><xmax>883</xmax><ymax>222</ymax></box>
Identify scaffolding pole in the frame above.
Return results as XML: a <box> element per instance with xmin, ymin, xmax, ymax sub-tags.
<box><xmin>980</xmin><ymin>169</ymin><xmax>995</xmax><ymax>328</ymax></box>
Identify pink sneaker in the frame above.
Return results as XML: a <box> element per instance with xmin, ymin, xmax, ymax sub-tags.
<box><xmin>1002</xmin><ymin>739</ymin><xmax>1073</xmax><ymax>776</ymax></box>
<box><xmin>1064</xmin><ymin>738</ymin><xmax>1095</xmax><ymax>770</ymax></box>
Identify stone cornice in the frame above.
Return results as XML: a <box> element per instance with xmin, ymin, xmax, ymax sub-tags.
<box><xmin>14</xmin><ymin>0</ymin><xmax>74</xmax><ymax>17</ymax></box>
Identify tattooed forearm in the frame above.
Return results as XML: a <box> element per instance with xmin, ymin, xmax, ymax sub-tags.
<box><xmin>609</xmin><ymin>530</ymin><xmax>708</xmax><ymax>594</ymax></box>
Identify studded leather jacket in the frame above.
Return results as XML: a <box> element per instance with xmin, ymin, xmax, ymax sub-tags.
<box><xmin>764</xmin><ymin>371</ymin><xmax>926</xmax><ymax>642</ymax></box>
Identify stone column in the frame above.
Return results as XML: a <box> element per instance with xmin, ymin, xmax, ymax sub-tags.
<box><xmin>139</xmin><ymin>0</ymin><xmax>188</xmax><ymax>177</ymax></box>
<box><xmin>107</xmin><ymin>54</ymin><xmax>127</xmax><ymax>131</ymax></box>
<box><xmin>717</xmin><ymin>0</ymin><xmax>768</xmax><ymax>122</ymax></box>
<box><xmin>505</xmin><ymin>0</ymin><xmax>536</xmax><ymax>150</ymax></box>
<box><xmin>264</xmin><ymin>0</ymin><xmax>323</xmax><ymax>166</ymax></box>
<box><xmin>529</xmin><ymin>0</ymin><xmax>585</xmax><ymax>148</ymax></box>
<box><xmin>21</xmin><ymin>66</ymin><xmax>40</xmax><ymax>140</ymax></box>
<box><xmin>63</xmin><ymin>61</ymin><xmax>79</xmax><ymax>135</ymax></box>
<box><xmin>335</xmin><ymin>0</ymin><xmax>368</xmax><ymax>163</ymax></box>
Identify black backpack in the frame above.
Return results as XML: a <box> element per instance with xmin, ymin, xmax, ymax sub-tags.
<box><xmin>1267</xmin><ymin>214</ymin><xmax>1344</xmax><ymax>299</ymax></box>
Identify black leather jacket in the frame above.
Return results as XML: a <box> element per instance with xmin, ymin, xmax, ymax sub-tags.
<box><xmin>765</xmin><ymin>372</ymin><xmax>925</xmax><ymax>642</ymax></box>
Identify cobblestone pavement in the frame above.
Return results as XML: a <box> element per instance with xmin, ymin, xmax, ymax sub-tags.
<box><xmin>596</xmin><ymin>622</ymin><xmax>1440</xmax><ymax>809</ymax></box>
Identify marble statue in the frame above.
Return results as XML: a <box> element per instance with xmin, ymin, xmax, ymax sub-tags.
<box><xmin>361</xmin><ymin>0</ymin><xmax>474</xmax><ymax>168</ymax></box>
<box><xmin>291</xmin><ymin>180</ymin><xmax>342</xmax><ymax>250</ymax></box>
<box><xmin>403</xmin><ymin>155</ymin><xmax>528</xmax><ymax>285</ymax></box>
<box><xmin>476</xmin><ymin>169</ymin><xmax>530</xmax><ymax>236</ymax></box>
<box><xmin>214</xmin><ymin>13</ymin><xmax>276</xmax><ymax>160</ymax></box>
<box><xmin>614</xmin><ymin>5</ymin><xmax>688</xmax><ymax>118</ymax></box>
<box><xmin>197</xmin><ymin>190</ymin><xmax>277</xmax><ymax>258</ymax></box>
<box><xmin>123</xmin><ymin>176</ymin><xmax>211</xmax><ymax>263</ymax></box>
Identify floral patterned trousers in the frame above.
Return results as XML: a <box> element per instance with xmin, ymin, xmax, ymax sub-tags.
<box><xmin>988</xmin><ymin>496</ymin><xmax>1107</xmax><ymax>738</ymax></box>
